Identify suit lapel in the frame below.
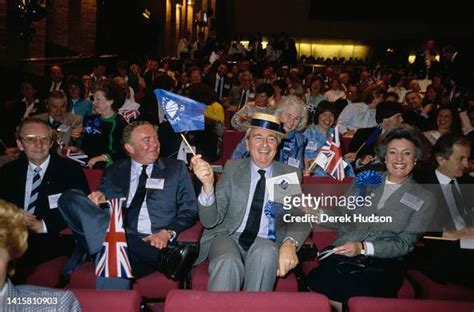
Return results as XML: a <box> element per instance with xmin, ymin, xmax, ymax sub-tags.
<box><xmin>234</xmin><ymin>159</ymin><xmax>252</xmax><ymax>214</ymax></box>
<box><xmin>120</xmin><ymin>159</ymin><xmax>132</xmax><ymax>198</ymax></box>
<box><xmin>17</xmin><ymin>158</ymin><xmax>29</xmax><ymax>208</ymax></box>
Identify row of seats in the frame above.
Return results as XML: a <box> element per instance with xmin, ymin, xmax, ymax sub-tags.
<box><xmin>70</xmin><ymin>289</ymin><xmax>474</xmax><ymax>312</ymax></box>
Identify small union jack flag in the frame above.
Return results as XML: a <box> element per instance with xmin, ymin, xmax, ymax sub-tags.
<box><xmin>119</xmin><ymin>108</ymin><xmax>140</xmax><ymax>123</ymax></box>
<box><xmin>95</xmin><ymin>197</ymin><xmax>133</xmax><ymax>278</ymax></box>
<box><xmin>314</xmin><ymin>126</ymin><xmax>348</xmax><ymax>181</ymax></box>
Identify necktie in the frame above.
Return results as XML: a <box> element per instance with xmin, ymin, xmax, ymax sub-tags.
<box><xmin>51</xmin><ymin>120</ymin><xmax>61</xmax><ymax>129</ymax></box>
<box><xmin>239</xmin><ymin>90</ymin><xmax>247</xmax><ymax>109</ymax></box>
<box><xmin>450</xmin><ymin>180</ymin><xmax>471</xmax><ymax>227</ymax></box>
<box><xmin>218</xmin><ymin>76</ymin><xmax>224</xmax><ymax>98</ymax></box>
<box><xmin>239</xmin><ymin>169</ymin><xmax>266</xmax><ymax>251</ymax></box>
<box><xmin>125</xmin><ymin>165</ymin><xmax>148</xmax><ymax>233</ymax></box>
<box><xmin>27</xmin><ymin>167</ymin><xmax>42</xmax><ymax>213</ymax></box>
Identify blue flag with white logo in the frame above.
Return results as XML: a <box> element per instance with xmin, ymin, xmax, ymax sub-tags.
<box><xmin>154</xmin><ymin>89</ymin><xmax>206</xmax><ymax>132</ymax></box>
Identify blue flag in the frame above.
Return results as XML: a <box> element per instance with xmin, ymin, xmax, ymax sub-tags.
<box><xmin>364</xmin><ymin>126</ymin><xmax>383</xmax><ymax>149</ymax></box>
<box><xmin>154</xmin><ymin>89</ymin><xmax>206</xmax><ymax>132</ymax></box>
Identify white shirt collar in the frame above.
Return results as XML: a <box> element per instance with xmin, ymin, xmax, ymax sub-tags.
<box><xmin>131</xmin><ymin>159</ymin><xmax>153</xmax><ymax>175</ymax></box>
<box><xmin>250</xmin><ymin>160</ymin><xmax>273</xmax><ymax>178</ymax></box>
<box><xmin>435</xmin><ymin>169</ymin><xmax>454</xmax><ymax>184</ymax></box>
<box><xmin>28</xmin><ymin>155</ymin><xmax>51</xmax><ymax>174</ymax></box>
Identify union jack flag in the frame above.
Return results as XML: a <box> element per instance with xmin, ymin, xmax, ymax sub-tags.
<box><xmin>314</xmin><ymin>126</ymin><xmax>348</xmax><ymax>181</ymax></box>
<box><xmin>119</xmin><ymin>108</ymin><xmax>140</xmax><ymax>123</ymax></box>
<box><xmin>95</xmin><ymin>197</ymin><xmax>133</xmax><ymax>278</ymax></box>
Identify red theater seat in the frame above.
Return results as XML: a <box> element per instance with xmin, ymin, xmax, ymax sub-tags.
<box><xmin>25</xmin><ymin>256</ymin><xmax>69</xmax><ymax>288</ymax></box>
<box><xmin>407</xmin><ymin>270</ymin><xmax>474</xmax><ymax>301</ymax></box>
<box><xmin>164</xmin><ymin>289</ymin><xmax>331</xmax><ymax>312</ymax></box>
<box><xmin>72</xmin><ymin>289</ymin><xmax>141</xmax><ymax>312</ymax></box>
<box><xmin>191</xmin><ymin>260</ymin><xmax>298</xmax><ymax>292</ymax></box>
<box><xmin>69</xmin><ymin>262</ymin><xmax>180</xmax><ymax>299</ymax></box>
<box><xmin>348</xmin><ymin>296</ymin><xmax>474</xmax><ymax>312</ymax></box>
<box><xmin>212</xmin><ymin>130</ymin><xmax>245</xmax><ymax>165</ymax></box>
<box><xmin>83</xmin><ymin>168</ymin><xmax>103</xmax><ymax>192</ymax></box>
<box><xmin>177</xmin><ymin>222</ymin><xmax>203</xmax><ymax>244</ymax></box>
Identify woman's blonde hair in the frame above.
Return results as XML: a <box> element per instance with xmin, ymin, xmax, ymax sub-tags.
<box><xmin>0</xmin><ymin>200</ymin><xmax>28</xmax><ymax>262</ymax></box>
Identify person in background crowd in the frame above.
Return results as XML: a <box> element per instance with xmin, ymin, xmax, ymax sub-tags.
<box><xmin>66</xmin><ymin>76</ymin><xmax>93</xmax><ymax>118</ymax></box>
<box><xmin>79</xmin><ymin>79</ymin><xmax>128</xmax><ymax>169</ymax></box>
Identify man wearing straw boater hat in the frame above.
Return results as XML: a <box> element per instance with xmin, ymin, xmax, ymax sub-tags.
<box><xmin>191</xmin><ymin>113</ymin><xmax>310</xmax><ymax>291</ymax></box>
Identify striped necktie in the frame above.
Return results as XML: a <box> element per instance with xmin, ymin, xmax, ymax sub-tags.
<box><xmin>27</xmin><ymin>167</ymin><xmax>42</xmax><ymax>213</ymax></box>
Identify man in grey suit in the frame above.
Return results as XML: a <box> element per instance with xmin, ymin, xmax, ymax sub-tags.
<box><xmin>33</xmin><ymin>90</ymin><xmax>82</xmax><ymax>149</ymax></box>
<box><xmin>191</xmin><ymin>113</ymin><xmax>309</xmax><ymax>291</ymax></box>
<box><xmin>225</xmin><ymin>71</ymin><xmax>256</xmax><ymax>111</ymax></box>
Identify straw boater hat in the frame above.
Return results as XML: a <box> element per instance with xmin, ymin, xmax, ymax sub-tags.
<box><xmin>248</xmin><ymin>112</ymin><xmax>286</xmax><ymax>138</ymax></box>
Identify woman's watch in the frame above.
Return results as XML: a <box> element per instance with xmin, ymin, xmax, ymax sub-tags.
<box><xmin>282</xmin><ymin>237</ymin><xmax>298</xmax><ymax>248</ymax></box>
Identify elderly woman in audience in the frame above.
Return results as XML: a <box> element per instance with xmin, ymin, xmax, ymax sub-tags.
<box><xmin>232</xmin><ymin>95</ymin><xmax>307</xmax><ymax>170</ymax></box>
<box><xmin>307</xmin><ymin>125</ymin><xmax>435</xmax><ymax>307</ymax></box>
<box><xmin>80</xmin><ymin>79</ymin><xmax>128</xmax><ymax>169</ymax></box>
<box><xmin>0</xmin><ymin>199</ymin><xmax>81</xmax><ymax>310</ymax></box>
<box><xmin>231</xmin><ymin>83</ymin><xmax>275</xmax><ymax>131</ymax></box>
<box><xmin>66</xmin><ymin>75</ymin><xmax>93</xmax><ymax>117</ymax></box>
<box><xmin>303</xmin><ymin>100</ymin><xmax>354</xmax><ymax>177</ymax></box>
<box><xmin>423</xmin><ymin>105</ymin><xmax>461</xmax><ymax>145</ymax></box>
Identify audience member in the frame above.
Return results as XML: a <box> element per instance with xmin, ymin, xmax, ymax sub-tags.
<box><xmin>58</xmin><ymin>121</ymin><xmax>198</xmax><ymax>289</ymax></box>
<box><xmin>191</xmin><ymin>113</ymin><xmax>310</xmax><ymax>291</ymax></box>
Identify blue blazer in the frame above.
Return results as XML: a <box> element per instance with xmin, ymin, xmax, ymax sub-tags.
<box><xmin>98</xmin><ymin>157</ymin><xmax>198</xmax><ymax>234</ymax></box>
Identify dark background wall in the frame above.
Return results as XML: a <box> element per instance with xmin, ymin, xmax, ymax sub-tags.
<box><xmin>229</xmin><ymin>0</ymin><xmax>473</xmax><ymax>48</ymax></box>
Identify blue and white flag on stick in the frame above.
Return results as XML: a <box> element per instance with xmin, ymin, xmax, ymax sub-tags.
<box><xmin>154</xmin><ymin>89</ymin><xmax>206</xmax><ymax>133</ymax></box>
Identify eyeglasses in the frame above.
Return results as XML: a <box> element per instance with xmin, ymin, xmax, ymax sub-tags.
<box><xmin>21</xmin><ymin>135</ymin><xmax>51</xmax><ymax>145</ymax></box>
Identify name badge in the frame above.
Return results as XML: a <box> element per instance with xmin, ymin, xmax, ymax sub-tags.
<box><xmin>57</xmin><ymin>124</ymin><xmax>70</xmax><ymax>132</ymax></box>
<box><xmin>400</xmin><ymin>192</ymin><xmax>424</xmax><ymax>211</ymax></box>
<box><xmin>48</xmin><ymin>193</ymin><xmax>62</xmax><ymax>209</ymax></box>
<box><xmin>287</xmin><ymin>157</ymin><xmax>300</xmax><ymax>168</ymax></box>
<box><xmin>306</xmin><ymin>141</ymin><xmax>318</xmax><ymax>151</ymax></box>
<box><xmin>146</xmin><ymin>178</ymin><xmax>164</xmax><ymax>190</ymax></box>
<box><xmin>224</xmin><ymin>84</ymin><xmax>230</xmax><ymax>89</ymax></box>
<box><xmin>248</xmin><ymin>93</ymin><xmax>255</xmax><ymax>99</ymax></box>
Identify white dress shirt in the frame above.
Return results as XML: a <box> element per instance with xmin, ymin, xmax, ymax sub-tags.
<box><xmin>337</xmin><ymin>102</ymin><xmax>377</xmax><ymax>134</ymax></box>
<box><xmin>24</xmin><ymin>155</ymin><xmax>51</xmax><ymax>233</ymax></box>
<box><xmin>127</xmin><ymin>160</ymin><xmax>154</xmax><ymax>234</ymax></box>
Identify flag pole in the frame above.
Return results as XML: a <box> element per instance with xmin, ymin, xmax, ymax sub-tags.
<box><xmin>180</xmin><ymin>133</ymin><xmax>197</xmax><ymax>156</ymax></box>
<box><xmin>354</xmin><ymin>142</ymin><xmax>366</xmax><ymax>155</ymax></box>
<box><xmin>307</xmin><ymin>157</ymin><xmax>318</xmax><ymax>172</ymax></box>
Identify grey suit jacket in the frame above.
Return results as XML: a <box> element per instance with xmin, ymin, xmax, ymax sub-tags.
<box><xmin>2</xmin><ymin>279</ymin><xmax>81</xmax><ymax>312</ymax></box>
<box><xmin>325</xmin><ymin>173</ymin><xmax>435</xmax><ymax>258</ymax></box>
<box><xmin>33</xmin><ymin>113</ymin><xmax>82</xmax><ymax>147</ymax></box>
<box><xmin>196</xmin><ymin>159</ymin><xmax>309</xmax><ymax>264</ymax></box>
